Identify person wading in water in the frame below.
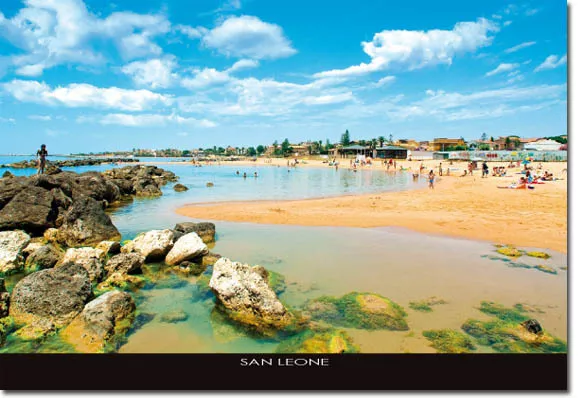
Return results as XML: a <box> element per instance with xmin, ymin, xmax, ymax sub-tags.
<box><xmin>36</xmin><ymin>144</ymin><xmax>48</xmax><ymax>174</ymax></box>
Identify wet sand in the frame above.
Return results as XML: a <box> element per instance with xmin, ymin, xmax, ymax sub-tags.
<box><xmin>176</xmin><ymin>159</ymin><xmax>567</xmax><ymax>253</ymax></box>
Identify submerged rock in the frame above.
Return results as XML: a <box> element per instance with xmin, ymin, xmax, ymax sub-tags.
<box><xmin>275</xmin><ymin>329</ymin><xmax>360</xmax><ymax>354</ymax></box>
<box><xmin>0</xmin><ymin>230</ymin><xmax>31</xmax><ymax>275</ymax></box>
<box><xmin>409</xmin><ymin>297</ymin><xmax>448</xmax><ymax>313</ymax></box>
<box><xmin>61</xmin><ymin>290</ymin><xmax>135</xmax><ymax>353</ymax></box>
<box><xmin>165</xmin><ymin>232</ymin><xmax>208</xmax><ymax>265</ymax></box>
<box><xmin>60</xmin><ymin>247</ymin><xmax>105</xmax><ymax>283</ymax></box>
<box><xmin>422</xmin><ymin>329</ymin><xmax>476</xmax><ymax>353</ymax></box>
<box><xmin>496</xmin><ymin>245</ymin><xmax>524</xmax><ymax>258</ymax></box>
<box><xmin>10</xmin><ymin>263</ymin><xmax>92</xmax><ymax>328</ymax></box>
<box><xmin>96</xmin><ymin>272</ymin><xmax>147</xmax><ymax>294</ymax></box>
<box><xmin>174</xmin><ymin>222</ymin><xmax>216</xmax><ymax>244</ymax></box>
<box><xmin>121</xmin><ymin>229</ymin><xmax>174</xmax><ymax>261</ymax></box>
<box><xmin>209</xmin><ymin>257</ymin><xmax>293</xmax><ymax>334</ymax></box>
<box><xmin>173</xmin><ymin>184</ymin><xmax>188</xmax><ymax>192</ymax></box>
<box><xmin>526</xmin><ymin>251</ymin><xmax>551</xmax><ymax>259</ymax></box>
<box><xmin>304</xmin><ymin>292</ymin><xmax>408</xmax><ymax>331</ymax></box>
<box><xmin>521</xmin><ymin>319</ymin><xmax>543</xmax><ymax>334</ymax></box>
<box><xmin>159</xmin><ymin>310</ymin><xmax>189</xmax><ymax>323</ymax></box>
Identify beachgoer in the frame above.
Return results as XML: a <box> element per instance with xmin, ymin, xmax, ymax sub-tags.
<box><xmin>254</xmin><ymin>172</ymin><xmax>258</xmax><ymax>178</ymax></box>
<box><xmin>243</xmin><ymin>172</ymin><xmax>247</xmax><ymax>178</ymax></box>
<box><xmin>236</xmin><ymin>170</ymin><xmax>240</xmax><ymax>175</ymax></box>
<box><xmin>428</xmin><ymin>170</ymin><xmax>435</xmax><ymax>189</ymax></box>
<box><xmin>36</xmin><ymin>144</ymin><xmax>48</xmax><ymax>175</ymax></box>
<box><xmin>438</xmin><ymin>162</ymin><xmax>443</xmax><ymax>176</ymax></box>
<box><xmin>482</xmin><ymin>161</ymin><xmax>489</xmax><ymax>178</ymax></box>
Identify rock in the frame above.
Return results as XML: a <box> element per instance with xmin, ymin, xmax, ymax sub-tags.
<box><xmin>2</xmin><ymin>171</ymin><xmax>13</xmax><ymax>178</ymax></box>
<box><xmin>60</xmin><ymin>247</ymin><xmax>105</xmax><ymax>283</ymax></box>
<box><xmin>0</xmin><ymin>291</ymin><xmax>9</xmax><ymax>317</ymax></box>
<box><xmin>134</xmin><ymin>179</ymin><xmax>162</xmax><ymax>197</ymax></box>
<box><xmin>43</xmin><ymin>228</ymin><xmax>59</xmax><ymax>243</ymax></box>
<box><xmin>202</xmin><ymin>252</ymin><xmax>222</xmax><ymax>266</ymax></box>
<box><xmin>25</xmin><ymin>244</ymin><xmax>62</xmax><ymax>271</ymax></box>
<box><xmin>96</xmin><ymin>241</ymin><xmax>121</xmax><ymax>256</ymax></box>
<box><xmin>61</xmin><ymin>290</ymin><xmax>135</xmax><ymax>353</ymax></box>
<box><xmin>173</xmin><ymin>184</ymin><xmax>188</xmax><ymax>192</ymax></box>
<box><xmin>0</xmin><ymin>176</ymin><xmax>29</xmax><ymax>209</ymax></box>
<box><xmin>0</xmin><ymin>317</ymin><xmax>15</xmax><ymax>346</ymax></box>
<box><xmin>96</xmin><ymin>272</ymin><xmax>146</xmax><ymax>293</ymax></box>
<box><xmin>169</xmin><ymin>261</ymin><xmax>206</xmax><ymax>277</ymax></box>
<box><xmin>174</xmin><ymin>222</ymin><xmax>216</xmax><ymax>244</ymax></box>
<box><xmin>159</xmin><ymin>310</ymin><xmax>189</xmax><ymax>323</ymax></box>
<box><xmin>105</xmin><ymin>253</ymin><xmax>144</xmax><ymax>276</ymax></box>
<box><xmin>206</xmin><ymin>182</ymin><xmax>214</xmax><ymax>187</ymax></box>
<box><xmin>165</xmin><ymin>232</ymin><xmax>208</xmax><ymax>265</ymax></box>
<box><xmin>0</xmin><ymin>230</ymin><xmax>31</xmax><ymax>275</ymax></box>
<box><xmin>56</xmin><ymin>195</ymin><xmax>121</xmax><ymax>247</ymax></box>
<box><xmin>10</xmin><ymin>263</ymin><xmax>92</xmax><ymax>328</ymax></box>
<box><xmin>276</xmin><ymin>329</ymin><xmax>360</xmax><ymax>353</ymax></box>
<box><xmin>209</xmin><ymin>257</ymin><xmax>293</xmax><ymax>334</ymax></box>
<box><xmin>521</xmin><ymin>319</ymin><xmax>543</xmax><ymax>334</ymax></box>
<box><xmin>121</xmin><ymin>229</ymin><xmax>174</xmax><ymax>261</ymax></box>
<box><xmin>423</xmin><ymin>329</ymin><xmax>477</xmax><ymax>353</ymax></box>
<box><xmin>22</xmin><ymin>241</ymin><xmax>44</xmax><ymax>257</ymax></box>
<box><xmin>14</xmin><ymin>318</ymin><xmax>56</xmax><ymax>341</ymax></box>
<box><xmin>304</xmin><ymin>292</ymin><xmax>409</xmax><ymax>331</ymax></box>
<box><xmin>0</xmin><ymin>187</ymin><xmax>63</xmax><ymax>234</ymax></box>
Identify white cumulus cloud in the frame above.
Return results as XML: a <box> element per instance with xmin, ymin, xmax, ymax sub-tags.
<box><xmin>121</xmin><ymin>57</ymin><xmax>178</xmax><ymax>89</ymax></box>
<box><xmin>314</xmin><ymin>18</ymin><xmax>498</xmax><ymax>78</ymax></box>
<box><xmin>3</xmin><ymin>80</ymin><xmax>171</xmax><ymax>111</ymax></box>
<box><xmin>78</xmin><ymin>113</ymin><xmax>217</xmax><ymax>127</ymax></box>
<box><xmin>202</xmin><ymin>15</ymin><xmax>296</xmax><ymax>60</ymax></box>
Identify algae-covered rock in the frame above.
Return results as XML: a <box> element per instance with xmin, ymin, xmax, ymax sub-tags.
<box><xmin>267</xmin><ymin>270</ymin><xmax>286</xmax><ymax>296</ymax></box>
<box><xmin>10</xmin><ymin>263</ymin><xmax>92</xmax><ymax>328</ymax></box>
<box><xmin>14</xmin><ymin>318</ymin><xmax>56</xmax><ymax>341</ymax></box>
<box><xmin>409</xmin><ymin>297</ymin><xmax>447</xmax><ymax>313</ymax></box>
<box><xmin>526</xmin><ymin>251</ymin><xmax>551</xmax><ymax>259</ymax></box>
<box><xmin>202</xmin><ymin>252</ymin><xmax>221</xmax><ymax>267</ymax></box>
<box><xmin>305</xmin><ymin>292</ymin><xmax>408</xmax><ymax>330</ymax></box>
<box><xmin>61</xmin><ymin>290</ymin><xmax>135</xmax><ymax>353</ymax></box>
<box><xmin>496</xmin><ymin>246</ymin><xmax>524</xmax><ymax>258</ymax></box>
<box><xmin>24</xmin><ymin>244</ymin><xmax>63</xmax><ymax>272</ymax></box>
<box><xmin>159</xmin><ymin>310</ymin><xmax>189</xmax><ymax>323</ymax></box>
<box><xmin>0</xmin><ymin>316</ymin><xmax>15</xmax><ymax>346</ymax></box>
<box><xmin>194</xmin><ymin>271</ymin><xmax>214</xmax><ymax>301</ymax></box>
<box><xmin>461</xmin><ymin>302</ymin><xmax>567</xmax><ymax>353</ymax></box>
<box><xmin>169</xmin><ymin>261</ymin><xmax>206</xmax><ymax>277</ymax></box>
<box><xmin>209</xmin><ymin>258</ymin><xmax>293</xmax><ymax>334</ymax></box>
<box><xmin>96</xmin><ymin>240</ymin><xmax>121</xmax><ymax>256</ymax></box>
<box><xmin>96</xmin><ymin>272</ymin><xmax>147</xmax><ymax>295</ymax></box>
<box><xmin>209</xmin><ymin>307</ymin><xmax>248</xmax><ymax>343</ymax></box>
<box><xmin>422</xmin><ymin>329</ymin><xmax>476</xmax><ymax>353</ymax></box>
<box><xmin>105</xmin><ymin>253</ymin><xmax>144</xmax><ymax>276</ymax></box>
<box><xmin>276</xmin><ymin>329</ymin><xmax>360</xmax><ymax>354</ymax></box>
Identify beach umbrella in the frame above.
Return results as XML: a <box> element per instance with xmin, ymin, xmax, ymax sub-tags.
<box><xmin>522</xmin><ymin>159</ymin><xmax>530</xmax><ymax>165</ymax></box>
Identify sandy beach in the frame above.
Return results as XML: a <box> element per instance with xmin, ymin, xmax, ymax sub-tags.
<box><xmin>175</xmin><ymin>158</ymin><xmax>568</xmax><ymax>253</ymax></box>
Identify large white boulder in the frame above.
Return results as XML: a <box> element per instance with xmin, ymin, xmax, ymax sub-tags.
<box><xmin>121</xmin><ymin>229</ymin><xmax>174</xmax><ymax>261</ymax></box>
<box><xmin>0</xmin><ymin>230</ymin><xmax>31</xmax><ymax>274</ymax></box>
<box><xmin>165</xmin><ymin>232</ymin><xmax>208</xmax><ymax>265</ymax></box>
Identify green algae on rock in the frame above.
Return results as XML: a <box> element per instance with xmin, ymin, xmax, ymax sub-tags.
<box><xmin>267</xmin><ymin>270</ymin><xmax>287</xmax><ymax>296</ymax></box>
<box><xmin>496</xmin><ymin>246</ymin><xmax>524</xmax><ymax>258</ymax></box>
<box><xmin>409</xmin><ymin>297</ymin><xmax>448</xmax><ymax>313</ymax></box>
<box><xmin>422</xmin><ymin>329</ymin><xmax>476</xmax><ymax>353</ymax></box>
<box><xmin>526</xmin><ymin>251</ymin><xmax>551</xmax><ymax>259</ymax></box>
<box><xmin>0</xmin><ymin>316</ymin><xmax>15</xmax><ymax>346</ymax></box>
<box><xmin>535</xmin><ymin>265</ymin><xmax>557</xmax><ymax>275</ymax></box>
<box><xmin>159</xmin><ymin>309</ymin><xmax>189</xmax><ymax>323</ymax></box>
<box><xmin>275</xmin><ymin>328</ymin><xmax>360</xmax><ymax>354</ymax></box>
<box><xmin>461</xmin><ymin>302</ymin><xmax>567</xmax><ymax>353</ymax></box>
<box><xmin>305</xmin><ymin>292</ymin><xmax>408</xmax><ymax>330</ymax></box>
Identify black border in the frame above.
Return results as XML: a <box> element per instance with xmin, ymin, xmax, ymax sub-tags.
<box><xmin>0</xmin><ymin>354</ymin><xmax>568</xmax><ymax>390</ymax></box>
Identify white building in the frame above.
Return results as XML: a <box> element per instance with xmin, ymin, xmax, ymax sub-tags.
<box><xmin>523</xmin><ymin>139</ymin><xmax>563</xmax><ymax>151</ymax></box>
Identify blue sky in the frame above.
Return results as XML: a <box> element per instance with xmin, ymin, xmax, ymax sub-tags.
<box><xmin>0</xmin><ymin>0</ymin><xmax>567</xmax><ymax>153</ymax></box>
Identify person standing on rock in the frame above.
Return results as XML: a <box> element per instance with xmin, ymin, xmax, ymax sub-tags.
<box><xmin>36</xmin><ymin>144</ymin><xmax>48</xmax><ymax>174</ymax></box>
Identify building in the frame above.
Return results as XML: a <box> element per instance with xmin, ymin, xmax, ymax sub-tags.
<box><xmin>374</xmin><ymin>145</ymin><xmax>408</xmax><ymax>159</ymax></box>
<box><xmin>431</xmin><ymin>138</ymin><xmax>466</xmax><ymax>151</ymax></box>
<box><xmin>394</xmin><ymin>139</ymin><xmax>420</xmax><ymax>150</ymax></box>
<box><xmin>524</xmin><ymin>139</ymin><xmax>564</xmax><ymax>151</ymax></box>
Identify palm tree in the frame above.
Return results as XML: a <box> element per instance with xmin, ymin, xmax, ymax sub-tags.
<box><xmin>378</xmin><ymin>136</ymin><xmax>385</xmax><ymax>147</ymax></box>
<box><xmin>371</xmin><ymin>138</ymin><xmax>378</xmax><ymax>149</ymax></box>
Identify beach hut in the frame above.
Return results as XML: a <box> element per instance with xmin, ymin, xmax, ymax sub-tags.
<box><xmin>375</xmin><ymin>145</ymin><xmax>408</xmax><ymax>159</ymax></box>
<box><xmin>339</xmin><ymin>144</ymin><xmax>372</xmax><ymax>158</ymax></box>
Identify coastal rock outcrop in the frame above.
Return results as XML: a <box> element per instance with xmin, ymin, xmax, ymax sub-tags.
<box><xmin>165</xmin><ymin>232</ymin><xmax>208</xmax><ymax>265</ymax></box>
<box><xmin>0</xmin><ymin>230</ymin><xmax>31</xmax><ymax>275</ymax></box>
<box><xmin>61</xmin><ymin>290</ymin><xmax>135</xmax><ymax>353</ymax></box>
<box><xmin>10</xmin><ymin>262</ymin><xmax>92</xmax><ymax>328</ymax></box>
<box><xmin>0</xmin><ymin>279</ymin><xmax>9</xmax><ymax>318</ymax></box>
<box><xmin>121</xmin><ymin>229</ymin><xmax>174</xmax><ymax>261</ymax></box>
<box><xmin>96</xmin><ymin>241</ymin><xmax>121</xmax><ymax>256</ymax></box>
<box><xmin>1</xmin><ymin>158</ymin><xmax>139</xmax><ymax>170</ymax></box>
<box><xmin>56</xmin><ymin>196</ymin><xmax>121</xmax><ymax>247</ymax></box>
<box><xmin>174</xmin><ymin>222</ymin><xmax>216</xmax><ymax>244</ymax></box>
<box><xmin>105</xmin><ymin>253</ymin><xmax>144</xmax><ymax>276</ymax></box>
<box><xmin>173</xmin><ymin>184</ymin><xmax>188</xmax><ymax>192</ymax></box>
<box><xmin>0</xmin><ymin>186</ymin><xmax>64</xmax><ymax>233</ymax></box>
<box><xmin>60</xmin><ymin>247</ymin><xmax>106</xmax><ymax>282</ymax></box>
<box><xmin>209</xmin><ymin>257</ymin><xmax>293</xmax><ymax>334</ymax></box>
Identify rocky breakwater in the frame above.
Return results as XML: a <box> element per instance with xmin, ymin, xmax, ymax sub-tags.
<box><xmin>0</xmin><ymin>165</ymin><xmax>177</xmax><ymax>254</ymax></box>
<box><xmin>1</xmin><ymin>157</ymin><xmax>139</xmax><ymax>170</ymax></box>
